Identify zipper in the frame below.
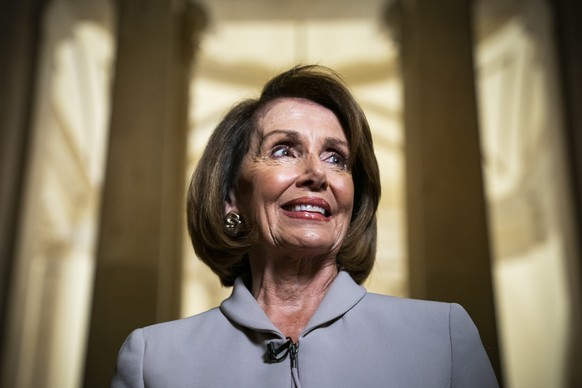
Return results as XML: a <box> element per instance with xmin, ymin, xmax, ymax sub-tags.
<box><xmin>289</xmin><ymin>342</ymin><xmax>298</xmax><ymax>369</ymax></box>
<box><xmin>266</xmin><ymin>337</ymin><xmax>302</xmax><ymax>388</ymax></box>
<box><xmin>288</xmin><ymin>341</ymin><xmax>301</xmax><ymax>388</ymax></box>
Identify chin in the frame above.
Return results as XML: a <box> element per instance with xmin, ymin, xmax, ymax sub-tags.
<box><xmin>288</xmin><ymin>233</ymin><xmax>340</xmax><ymax>253</ymax></box>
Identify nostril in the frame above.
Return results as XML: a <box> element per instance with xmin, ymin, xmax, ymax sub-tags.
<box><xmin>297</xmin><ymin>158</ymin><xmax>328</xmax><ymax>189</ymax></box>
<box><xmin>298</xmin><ymin>177</ymin><xmax>328</xmax><ymax>191</ymax></box>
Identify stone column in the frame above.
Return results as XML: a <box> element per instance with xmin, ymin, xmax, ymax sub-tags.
<box><xmin>0</xmin><ymin>0</ymin><xmax>45</xmax><ymax>379</ymax></box>
<box><xmin>553</xmin><ymin>1</ymin><xmax>582</xmax><ymax>386</ymax></box>
<box><xmin>386</xmin><ymin>0</ymin><xmax>502</xmax><ymax>380</ymax></box>
<box><xmin>83</xmin><ymin>1</ymin><xmax>206</xmax><ymax>387</ymax></box>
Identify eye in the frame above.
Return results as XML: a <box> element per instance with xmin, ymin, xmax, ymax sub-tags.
<box><xmin>270</xmin><ymin>144</ymin><xmax>295</xmax><ymax>159</ymax></box>
<box><xmin>322</xmin><ymin>151</ymin><xmax>349</xmax><ymax>170</ymax></box>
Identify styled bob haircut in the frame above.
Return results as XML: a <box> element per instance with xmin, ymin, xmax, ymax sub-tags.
<box><xmin>187</xmin><ymin>65</ymin><xmax>381</xmax><ymax>287</ymax></box>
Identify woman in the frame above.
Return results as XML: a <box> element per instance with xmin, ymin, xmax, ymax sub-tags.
<box><xmin>112</xmin><ymin>65</ymin><xmax>499</xmax><ymax>387</ymax></box>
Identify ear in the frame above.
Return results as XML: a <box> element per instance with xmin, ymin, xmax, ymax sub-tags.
<box><xmin>224</xmin><ymin>187</ymin><xmax>239</xmax><ymax>215</ymax></box>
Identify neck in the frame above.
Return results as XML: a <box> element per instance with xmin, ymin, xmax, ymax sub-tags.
<box><xmin>249</xmin><ymin>251</ymin><xmax>338</xmax><ymax>342</ymax></box>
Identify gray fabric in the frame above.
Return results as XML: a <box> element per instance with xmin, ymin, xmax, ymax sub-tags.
<box><xmin>111</xmin><ymin>271</ymin><xmax>499</xmax><ymax>387</ymax></box>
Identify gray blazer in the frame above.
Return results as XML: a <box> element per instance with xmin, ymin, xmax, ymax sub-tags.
<box><xmin>112</xmin><ymin>271</ymin><xmax>499</xmax><ymax>387</ymax></box>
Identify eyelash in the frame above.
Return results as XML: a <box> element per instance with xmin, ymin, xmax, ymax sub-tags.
<box><xmin>323</xmin><ymin>151</ymin><xmax>348</xmax><ymax>168</ymax></box>
<box><xmin>269</xmin><ymin>144</ymin><xmax>349</xmax><ymax>170</ymax></box>
<box><xmin>270</xmin><ymin>144</ymin><xmax>295</xmax><ymax>158</ymax></box>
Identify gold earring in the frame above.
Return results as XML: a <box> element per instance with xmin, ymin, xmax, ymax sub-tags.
<box><xmin>224</xmin><ymin>211</ymin><xmax>242</xmax><ymax>235</ymax></box>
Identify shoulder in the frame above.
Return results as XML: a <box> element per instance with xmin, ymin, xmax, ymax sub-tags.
<box><xmin>358</xmin><ymin>292</ymin><xmax>453</xmax><ymax>318</ymax></box>
<box><xmin>112</xmin><ymin>307</ymin><xmax>246</xmax><ymax>387</ymax></box>
<box><xmin>356</xmin><ymin>291</ymin><xmax>486</xmax><ymax>339</ymax></box>
<box><xmin>139</xmin><ymin>307</ymin><xmax>226</xmax><ymax>344</ymax></box>
<box><xmin>112</xmin><ymin>308</ymin><xmax>228</xmax><ymax>378</ymax></box>
<box><xmin>352</xmin><ymin>293</ymin><xmax>478</xmax><ymax>342</ymax></box>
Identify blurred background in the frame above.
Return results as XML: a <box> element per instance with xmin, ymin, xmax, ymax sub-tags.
<box><xmin>1</xmin><ymin>0</ymin><xmax>581</xmax><ymax>387</ymax></box>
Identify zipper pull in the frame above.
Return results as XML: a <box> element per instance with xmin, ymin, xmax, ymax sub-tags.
<box><xmin>267</xmin><ymin>337</ymin><xmax>292</xmax><ymax>362</ymax></box>
<box><xmin>289</xmin><ymin>342</ymin><xmax>298</xmax><ymax>369</ymax></box>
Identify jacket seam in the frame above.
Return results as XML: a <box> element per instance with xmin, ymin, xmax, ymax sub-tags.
<box><xmin>448</xmin><ymin>303</ymin><xmax>453</xmax><ymax>388</ymax></box>
<box><xmin>140</xmin><ymin>328</ymin><xmax>146</xmax><ymax>388</ymax></box>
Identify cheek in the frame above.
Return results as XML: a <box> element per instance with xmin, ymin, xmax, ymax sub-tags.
<box><xmin>244</xmin><ymin>166</ymin><xmax>298</xmax><ymax>206</ymax></box>
<box><xmin>262</xmin><ymin>169</ymin><xmax>296</xmax><ymax>192</ymax></box>
<box><xmin>335</xmin><ymin>176</ymin><xmax>355</xmax><ymax>211</ymax></box>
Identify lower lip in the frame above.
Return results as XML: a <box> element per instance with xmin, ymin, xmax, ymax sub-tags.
<box><xmin>282</xmin><ymin>209</ymin><xmax>330</xmax><ymax>221</ymax></box>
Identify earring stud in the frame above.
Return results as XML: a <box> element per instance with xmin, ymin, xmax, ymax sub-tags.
<box><xmin>224</xmin><ymin>211</ymin><xmax>242</xmax><ymax>235</ymax></box>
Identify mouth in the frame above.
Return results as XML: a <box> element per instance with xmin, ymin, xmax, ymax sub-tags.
<box><xmin>285</xmin><ymin>204</ymin><xmax>327</xmax><ymax>216</ymax></box>
<box><xmin>281</xmin><ymin>197</ymin><xmax>331</xmax><ymax>218</ymax></box>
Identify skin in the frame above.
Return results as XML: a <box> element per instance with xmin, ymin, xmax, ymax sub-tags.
<box><xmin>226</xmin><ymin>97</ymin><xmax>355</xmax><ymax>341</ymax></box>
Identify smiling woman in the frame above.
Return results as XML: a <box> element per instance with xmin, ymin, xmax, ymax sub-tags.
<box><xmin>111</xmin><ymin>65</ymin><xmax>498</xmax><ymax>388</ymax></box>
<box><xmin>187</xmin><ymin>65</ymin><xmax>380</xmax><ymax>289</ymax></box>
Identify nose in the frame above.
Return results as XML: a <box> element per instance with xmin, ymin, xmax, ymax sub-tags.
<box><xmin>296</xmin><ymin>154</ymin><xmax>328</xmax><ymax>190</ymax></box>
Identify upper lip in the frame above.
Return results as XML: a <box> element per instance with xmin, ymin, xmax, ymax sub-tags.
<box><xmin>281</xmin><ymin>197</ymin><xmax>331</xmax><ymax>216</ymax></box>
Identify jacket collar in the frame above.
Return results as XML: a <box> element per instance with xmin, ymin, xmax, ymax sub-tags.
<box><xmin>219</xmin><ymin>271</ymin><xmax>366</xmax><ymax>339</ymax></box>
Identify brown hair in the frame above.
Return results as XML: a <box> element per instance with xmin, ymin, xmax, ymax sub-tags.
<box><xmin>187</xmin><ymin>65</ymin><xmax>381</xmax><ymax>286</ymax></box>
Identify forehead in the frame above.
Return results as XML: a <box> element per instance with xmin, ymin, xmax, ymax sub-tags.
<box><xmin>256</xmin><ymin>97</ymin><xmax>346</xmax><ymax>138</ymax></box>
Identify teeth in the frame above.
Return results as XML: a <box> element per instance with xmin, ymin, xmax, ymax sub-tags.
<box><xmin>291</xmin><ymin>204</ymin><xmax>326</xmax><ymax>215</ymax></box>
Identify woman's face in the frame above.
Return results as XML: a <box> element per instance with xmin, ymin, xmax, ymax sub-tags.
<box><xmin>229</xmin><ymin>98</ymin><xmax>354</xmax><ymax>258</ymax></box>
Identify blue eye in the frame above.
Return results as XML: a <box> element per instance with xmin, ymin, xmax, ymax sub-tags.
<box><xmin>271</xmin><ymin>145</ymin><xmax>294</xmax><ymax>158</ymax></box>
<box><xmin>322</xmin><ymin>151</ymin><xmax>348</xmax><ymax>169</ymax></box>
<box><xmin>329</xmin><ymin>155</ymin><xmax>343</xmax><ymax>164</ymax></box>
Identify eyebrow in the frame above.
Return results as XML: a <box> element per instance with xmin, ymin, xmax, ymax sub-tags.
<box><xmin>258</xmin><ymin>129</ymin><xmax>349</xmax><ymax>151</ymax></box>
<box><xmin>257</xmin><ymin>129</ymin><xmax>300</xmax><ymax>149</ymax></box>
<box><xmin>322</xmin><ymin>137</ymin><xmax>350</xmax><ymax>152</ymax></box>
